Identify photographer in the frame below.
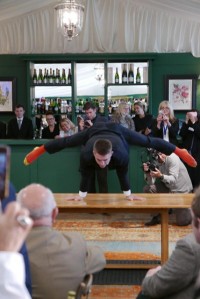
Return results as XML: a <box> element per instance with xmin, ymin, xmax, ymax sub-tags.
<box><xmin>143</xmin><ymin>150</ymin><xmax>193</xmax><ymax>226</ymax></box>
<box><xmin>78</xmin><ymin>101</ymin><xmax>109</xmax><ymax>131</ymax></box>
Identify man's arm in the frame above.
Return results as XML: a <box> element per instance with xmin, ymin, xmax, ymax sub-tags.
<box><xmin>141</xmin><ymin>235</ymin><xmax>199</xmax><ymax>298</ymax></box>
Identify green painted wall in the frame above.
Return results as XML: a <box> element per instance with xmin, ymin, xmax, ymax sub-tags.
<box><xmin>0</xmin><ymin>52</ymin><xmax>200</xmax><ymax>123</ymax></box>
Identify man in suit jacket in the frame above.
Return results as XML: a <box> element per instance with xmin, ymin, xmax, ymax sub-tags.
<box><xmin>24</xmin><ymin>122</ymin><xmax>196</xmax><ymax>200</ymax></box>
<box><xmin>0</xmin><ymin>121</ymin><xmax>6</xmax><ymax>138</ymax></box>
<box><xmin>7</xmin><ymin>104</ymin><xmax>33</xmax><ymax>139</ymax></box>
<box><xmin>137</xmin><ymin>186</ymin><xmax>200</xmax><ymax>299</ymax></box>
<box><xmin>17</xmin><ymin>183</ymin><xmax>106</xmax><ymax>299</ymax></box>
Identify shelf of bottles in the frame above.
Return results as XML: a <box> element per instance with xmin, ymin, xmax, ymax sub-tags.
<box><xmin>31</xmin><ymin>64</ymin><xmax>72</xmax><ymax>86</ymax></box>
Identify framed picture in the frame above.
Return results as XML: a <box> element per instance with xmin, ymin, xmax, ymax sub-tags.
<box><xmin>165</xmin><ymin>75</ymin><xmax>197</xmax><ymax>112</ymax></box>
<box><xmin>0</xmin><ymin>77</ymin><xmax>16</xmax><ymax>113</ymax></box>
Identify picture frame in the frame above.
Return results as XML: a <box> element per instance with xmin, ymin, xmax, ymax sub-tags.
<box><xmin>0</xmin><ymin>77</ymin><xmax>16</xmax><ymax>113</ymax></box>
<box><xmin>165</xmin><ymin>75</ymin><xmax>197</xmax><ymax>112</ymax></box>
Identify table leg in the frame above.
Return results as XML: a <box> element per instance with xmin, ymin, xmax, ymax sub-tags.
<box><xmin>160</xmin><ymin>209</ymin><xmax>169</xmax><ymax>264</ymax></box>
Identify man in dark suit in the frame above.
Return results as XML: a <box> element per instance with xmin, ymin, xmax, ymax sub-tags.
<box><xmin>0</xmin><ymin>121</ymin><xmax>6</xmax><ymax>138</ymax></box>
<box><xmin>24</xmin><ymin>122</ymin><xmax>196</xmax><ymax>201</ymax></box>
<box><xmin>7</xmin><ymin>104</ymin><xmax>33</xmax><ymax>139</ymax></box>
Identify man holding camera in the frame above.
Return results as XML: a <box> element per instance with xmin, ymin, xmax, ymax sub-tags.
<box><xmin>143</xmin><ymin>151</ymin><xmax>193</xmax><ymax>226</ymax></box>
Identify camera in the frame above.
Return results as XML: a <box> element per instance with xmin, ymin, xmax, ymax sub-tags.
<box><xmin>141</xmin><ymin>148</ymin><xmax>159</xmax><ymax>172</ymax></box>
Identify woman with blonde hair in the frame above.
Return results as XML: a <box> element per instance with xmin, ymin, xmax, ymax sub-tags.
<box><xmin>111</xmin><ymin>101</ymin><xmax>135</xmax><ymax>131</ymax></box>
<box><xmin>55</xmin><ymin>117</ymin><xmax>76</xmax><ymax>138</ymax></box>
<box><xmin>152</xmin><ymin>100</ymin><xmax>179</xmax><ymax>145</ymax></box>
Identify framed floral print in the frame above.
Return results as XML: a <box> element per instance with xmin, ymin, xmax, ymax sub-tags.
<box><xmin>0</xmin><ymin>77</ymin><xmax>16</xmax><ymax>113</ymax></box>
<box><xmin>165</xmin><ymin>75</ymin><xmax>197</xmax><ymax>112</ymax></box>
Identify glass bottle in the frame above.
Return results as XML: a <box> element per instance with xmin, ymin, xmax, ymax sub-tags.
<box><xmin>55</xmin><ymin>68</ymin><xmax>59</xmax><ymax>84</ymax></box>
<box><xmin>121</xmin><ymin>64</ymin><xmax>128</xmax><ymax>84</ymax></box>
<box><xmin>32</xmin><ymin>69</ymin><xmax>38</xmax><ymax>84</ymax></box>
<box><xmin>68</xmin><ymin>69</ymin><xmax>72</xmax><ymax>84</ymax></box>
<box><xmin>43</xmin><ymin>68</ymin><xmax>48</xmax><ymax>84</ymax></box>
<box><xmin>49</xmin><ymin>68</ymin><xmax>53</xmax><ymax>84</ymax></box>
<box><xmin>128</xmin><ymin>64</ymin><xmax>134</xmax><ymax>84</ymax></box>
<box><xmin>136</xmin><ymin>67</ymin><xmax>141</xmax><ymax>84</ymax></box>
<box><xmin>61</xmin><ymin>68</ymin><xmax>66</xmax><ymax>84</ymax></box>
<box><xmin>115</xmin><ymin>67</ymin><xmax>119</xmax><ymax>84</ymax></box>
<box><xmin>37</xmin><ymin>69</ymin><xmax>43</xmax><ymax>84</ymax></box>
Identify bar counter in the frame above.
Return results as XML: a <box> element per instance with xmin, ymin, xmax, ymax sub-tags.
<box><xmin>0</xmin><ymin>139</ymin><xmax>145</xmax><ymax>193</ymax></box>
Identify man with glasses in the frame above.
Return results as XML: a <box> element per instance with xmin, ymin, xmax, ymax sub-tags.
<box><xmin>42</xmin><ymin>112</ymin><xmax>59</xmax><ymax>139</ymax></box>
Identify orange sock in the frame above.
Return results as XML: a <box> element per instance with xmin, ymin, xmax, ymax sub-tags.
<box><xmin>24</xmin><ymin>145</ymin><xmax>46</xmax><ymax>165</ymax></box>
<box><xmin>174</xmin><ymin>147</ymin><xmax>197</xmax><ymax>167</ymax></box>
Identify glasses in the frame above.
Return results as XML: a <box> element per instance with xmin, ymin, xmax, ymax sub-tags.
<box><xmin>46</xmin><ymin>118</ymin><xmax>54</xmax><ymax>121</ymax></box>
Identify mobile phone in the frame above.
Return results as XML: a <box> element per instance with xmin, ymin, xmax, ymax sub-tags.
<box><xmin>0</xmin><ymin>145</ymin><xmax>10</xmax><ymax>200</ymax></box>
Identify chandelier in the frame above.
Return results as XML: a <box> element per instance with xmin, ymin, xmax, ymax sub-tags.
<box><xmin>94</xmin><ymin>63</ymin><xmax>104</xmax><ymax>82</ymax></box>
<box><xmin>55</xmin><ymin>0</ymin><xmax>85</xmax><ymax>41</ymax></box>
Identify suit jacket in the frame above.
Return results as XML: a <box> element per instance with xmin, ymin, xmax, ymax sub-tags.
<box><xmin>7</xmin><ymin>117</ymin><xmax>33</xmax><ymax>139</ymax></box>
<box><xmin>26</xmin><ymin>226</ymin><xmax>105</xmax><ymax>299</ymax></box>
<box><xmin>152</xmin><ymin>118</ymin><xmax>179</xmax><ymax>145</ymax></box>
<box><xmin>141</xmin><ymin>233</ymin><xmax>200</xmax><ymax>299</ymax></box>
<box><xmin>44</xmin><ymin>122</ymin><xmax>176</xmax><ymax>193</ymax></box>
<box><xmin>0</xmin><ymin>121</ymin><xmax>6</xmax><ymax>138</ymax></box>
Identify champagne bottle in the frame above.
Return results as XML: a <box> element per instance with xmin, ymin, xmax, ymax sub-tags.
<box><xmin>52</xmin><ymin>70</ymin><xmax>56</xmax><ymax>84</ymax></box>
<box><xmin>122</xmin><ymin>64</ymin><xmax>127</xmax><ymax>84</ymax></box>
<box><xmin>61</xmin><ymin>68</ymin><xmax>66</xmax><ymax>84</ymax></box>
<box><xmin>136</xmin><ymin>67</ymin><xmax>141</xmax><ymax>84</ymax></box>
<box><xmin>37</xmin><ymin>69</ymin><xmax>43</xmax><ymax>84</ymax></box>
<box><xmin>55</xmin><ymin>68</ymin><xmax>59</xmax><ymax>84</ymax></box>
<box><xmin>128</xmin><ymin>64</ymin><xmax>134</xmax><ymax>84</ymax></box>
<box><xmin>115</xmin><ymin>67</ymin><xmax>119</xmax><ymax>84</ymax></box>
<box><xmin>68</xmin><ymin>69</ymin><xmax>72</xmax><ymax>84</ymax></box>
<box><xmin>43</xmin><ymin>68</ymin><xmax>47</xmax><ymax>84</ymax></box>
<box><xmin>32</xmin><ymin>69</ymin><xmax>38</xmax><ymax>84</ymax></box>
<box><xmin>49</xmin><ymin>68</ymin><xmax>53</xmax><ymax>84</ymax></box>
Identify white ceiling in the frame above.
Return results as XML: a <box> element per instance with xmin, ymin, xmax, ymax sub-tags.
<box><xmin>0</xmin><ymin>0</ymin><xmax>200</xmax><ymax>56</ymax></box>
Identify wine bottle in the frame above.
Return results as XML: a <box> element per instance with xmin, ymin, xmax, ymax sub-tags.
<box><xmin>37</xmin><ymin>69</ymin><xmax>43</xmax><ymax>84</ymax></box>
<box><xmin>128</xmin><ymin>64</ymin><xmax>134</xmax><ymax>84</ymax></box>
<box><xmin>136</xmin><ymin>67</ymin><xmax>141</xmax><ymax>84</ymax></box>
<box><xmin>55</xmin><ymin>68</ymin><xmax>59</xmax><ymax>84</ymax></box>
<box><xmin>49</xmin><ymin>68</ymin><xmax>53</xmax><ymax>84</ymax></box>
<box><xmin>61</xmin><ymin>68</ymin><xmax>66</xmax><ymax>84</ymax></box>
<box><xmin>43</xmin><ymin>68</ymin><xmax>47</xmax><ymax>84</ymax></box>
<box><xmin>115</xmin><ymin>67</ymin><xmax>119</xmax><ymax>84</ymax></box>
<box><xmin>32</xmin><ymin>69</ymin><xmax>38</xmax><ymax>84</ymax></box>
<box><xmin>122</xmin><ymin>64</ymin><xmax>127</xmax><ymax>84</ymax></box>
<box><xmin>68</xmin><ymin>69</ymin><xmax>72</xmax><ymax>84</ymax></box>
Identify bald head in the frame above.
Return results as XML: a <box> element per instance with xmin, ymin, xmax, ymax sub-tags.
<box><xmin>17</xmin><ymin>183</ymin><xmax>56</xmax><ymax>220</ymax></box>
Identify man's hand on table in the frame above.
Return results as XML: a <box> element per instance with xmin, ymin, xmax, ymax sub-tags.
<box><xmin>126</xmin><ymin>194</ymin><xmax>146</xmax><ymax>201</ymax></box>
<box><xmin>65</xmin><ymin>194</ymin><xmax>85</xmax><ymax>201</ymax></box>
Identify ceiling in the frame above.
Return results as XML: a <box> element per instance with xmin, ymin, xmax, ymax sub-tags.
<box><xmin>0</xmin><ymin>0</ymin><xmax>200</xmax><ymax>56</ymax></box>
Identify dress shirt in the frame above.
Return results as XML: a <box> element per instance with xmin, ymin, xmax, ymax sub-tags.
<box><xmin>0</xmin><ymin>252</ymin><xmax>31</xmax><ymax>299</ymax></box>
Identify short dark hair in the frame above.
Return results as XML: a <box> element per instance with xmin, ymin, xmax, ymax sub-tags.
<box><xmin>84</xmin><ymin>102</ymin><xmax>96</xmax><ymax>111</ymax></box>
<box><xmin>15</xmin><ymin>104</ymin><xmax>25</xmax><ymax>110</ymax></box>
<box><xmin>93</xmin><ymin>139</ymin><xmax>112</xmax><ymax>155</ymax></box>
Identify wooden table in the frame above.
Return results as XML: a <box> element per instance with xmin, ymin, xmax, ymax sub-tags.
<box><xmin>54</xmin><ymin>193</ymin><xmax>193</xmax><ymax>267</ymax></box>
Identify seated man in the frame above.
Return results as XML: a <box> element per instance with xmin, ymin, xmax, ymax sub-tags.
<box><xmin>143</xmin><ymin>151</ymin><xmax>193</xmax><ymax>226</ymax></box>
<box><xmin>17</xmin><ymin>183</ymin><xmax>106</xmax><ymax>299</ymax></box>
<box><xmin>24</xmin><ymin>122</ymin><xmax>196</xmax><ymax>201</ymax></box>
<box><xmin>137</xmin><ymin>186</ymin><xmax>200</xmax><ymax>299</ymax></box>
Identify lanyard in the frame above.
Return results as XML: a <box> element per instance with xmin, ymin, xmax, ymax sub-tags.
<box><xmin>163</xmin><ymin>125</ymin><xmax>168</xmax><ymax>136</ymax></box>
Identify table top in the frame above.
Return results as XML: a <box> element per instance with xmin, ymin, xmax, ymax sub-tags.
<box><xmin>54</xmin><ymin>193</ymin><xmax>194</xmax><ymax>210</ymax></box>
